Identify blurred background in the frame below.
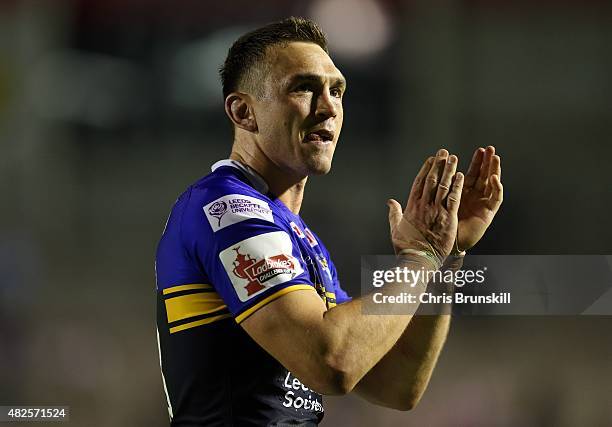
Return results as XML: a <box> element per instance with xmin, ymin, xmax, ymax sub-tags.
<box><xmin>1</xmin><ymin>0</ymin><xmax>611</xmax><ymax>425</ymax></box>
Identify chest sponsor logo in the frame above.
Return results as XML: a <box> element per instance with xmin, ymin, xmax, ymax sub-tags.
<box><xmin>317</xmin><ymin>255</ymin><xmax>333</xmax><ymax>283</ymax></box>
<box><xmin>290</xmin><ymin>221</ymin><xmax>305</xmax><ymax>239</ymax></box>
<box><xmin>317</xmin><ymin>255</ymin><xmax>329</xmax><ymax>272</ymax></box>
<box><xmin>219</xmin><ymin>231</ymin><xmax>304</xmax><ymax>301</ymax></box>
<box><xmin>281</xmin><ymin>371</ymin><xmax>323</xmax><ymax>413</ymax></box>
<box><xmin>204</xmin><ymin>194</ymin><xmax>273</xmax><ymax>232</ymax></box>
<box><xmin>304</xmin><ymin>228</ymin><xmax>318</xmax><ymax>247</ymax></box>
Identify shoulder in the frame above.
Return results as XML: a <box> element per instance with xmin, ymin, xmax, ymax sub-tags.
<box><xmin>190</xmin><ymin>167</ymin><xmax>267</xmax><ymax>207</ymax></box>
<box><xmin>181</xmin><ymin>170</ymin><xmax>278</xmax><ymax>234</ymax></box>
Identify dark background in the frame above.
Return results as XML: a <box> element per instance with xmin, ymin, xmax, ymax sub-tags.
<box><xmin>0</xmin><ymin>0</ymin><xmax>610</xmax><ymax>425</ymax></box>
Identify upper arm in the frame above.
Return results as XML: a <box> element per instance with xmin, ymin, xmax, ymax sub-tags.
<box><xmin>240</xmin><ymin>288</ymin><xmax>347</xmax><ymax>394</ymax></box>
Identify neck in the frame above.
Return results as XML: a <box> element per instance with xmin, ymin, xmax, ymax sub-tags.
<box><xmin>229</xmin><ymin>148</ymin><xmax>307</xmax><ymax>215</ymax></box>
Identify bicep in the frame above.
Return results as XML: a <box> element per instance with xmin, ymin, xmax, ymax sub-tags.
<box><xmin>241</xmin><ymin>288</ymin><xmax>336</xmax><ymax>392</ymax></box>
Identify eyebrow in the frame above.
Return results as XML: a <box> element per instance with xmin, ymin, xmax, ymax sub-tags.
<box><xmin>288</xmin><ymin>73</ymin><xmax>347</xmax><ymax>89</ymax></box>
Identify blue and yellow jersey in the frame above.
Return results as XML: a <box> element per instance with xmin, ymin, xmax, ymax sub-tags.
<box><xmin>155</xmin><ymin>159</ymin><xmax>350</xmax><ymax>426</ymax></box>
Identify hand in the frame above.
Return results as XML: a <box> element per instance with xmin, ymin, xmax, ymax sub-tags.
<box><xmin>456</xmin><ymin>146</ymin><xmax>504</xmax><ymax>252</ymax></box>
<box><xmin>388</xmin><ymin>149</ymin><xmax>464</xmax><ymax>259</ymax></box>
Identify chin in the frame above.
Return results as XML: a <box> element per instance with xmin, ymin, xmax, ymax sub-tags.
<box><xmin>303</xmin><ymin>155</ymin><xmax>333</xmax><ymax>176</ymax></box>
<box><xmin>309</xmin><ymin>166</ymin><xmax>332</xmax><ymax>176</ymax></box>
<box><xmin>298</xmin><ymin>145</ymin><xmax>336</xmax><ymax>176</ymax></box>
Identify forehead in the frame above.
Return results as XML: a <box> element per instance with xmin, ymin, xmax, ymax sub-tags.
<box><xmin>265</xmin><ymin>41</ymin><xmax>344</xmax><ymax>84</ymax></box>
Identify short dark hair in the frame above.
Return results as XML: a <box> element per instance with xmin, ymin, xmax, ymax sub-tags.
<box><xmin>220</xmin><ymin>17</ymin><xmax>329</xmax><ymax>99</ymax></box>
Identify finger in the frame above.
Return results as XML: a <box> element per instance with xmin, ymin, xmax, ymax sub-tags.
<box><xmin>408</xmin><ymin>156</ymin><xmax>434</xmax><ymax>208</ymax></box>
<box><xmin>435</xmin><ymin>154</ymin><xmax>458</xmax><ymax>206</ymax></box>
<box><xmin>423</xmin><ymin>149</ymin><xmax>448</xmax><ymax>203</ymax></box>
<box><xmin>486</xmin><ymin>174</ymin><xmax>503</xmax><ymax>211</ymax></box>
<box><xmin>446</xmin><ymin>172</ymin><xmax>464</xmax><ymax>214</ymax></box>
<box><xmin>387</xmin><ymin>199</ymin><xmax>403</xmax><ymax>231</ymax></box>
<box><xmin>485</xmin><ymin>154</ymin><xmax>501</xmax><ymax>197</ymax></box>
<box><xmin>475</xmin><ymin>146</ymin><xmax>495</xmax><ymax>192</ymax></box>
<box><xmin>464</xmin><ymin>147</ymin><xmax>484</xmax><ymax>188</ymax></box>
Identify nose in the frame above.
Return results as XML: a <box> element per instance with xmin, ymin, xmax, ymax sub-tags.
<box><xmin>314</xmin><ymin>90</ymin><xmax>338</xmax><ymax>119</ymax></box>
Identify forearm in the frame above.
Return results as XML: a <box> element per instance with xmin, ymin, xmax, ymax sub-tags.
<box><xmin>353</xmin><ymin>255</ymin><xmax>463</xmax><ymax>409</ymax></box>
<box><xmin>316</xmin><ymin>258</ymin><xmax>436</xmax><ymax>393</ymax></box>
<box><xmin>352</xmin><ymin>313</ymin><xmax>450</xmax><ymax>409</ymax></box>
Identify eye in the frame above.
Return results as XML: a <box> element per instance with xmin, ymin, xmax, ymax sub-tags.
<box><xmin>294</xmin><ymin>83</ymin><xmax>314</xmax><ymax>93</ymax></box>
<box><xmin>330</xmin><ymin>87</ymin><xmax>343</xmax><ymax>98</ymax></box>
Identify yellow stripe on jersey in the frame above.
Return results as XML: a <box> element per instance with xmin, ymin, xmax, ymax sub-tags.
<box><xmin>325</xmin><ymin>292</ymin><xmax>336</xmax><ymax>299</ymax></box>
<box><xmin>169</xmin><ymin>313</ymin><xmax>233</xmax><ymax>334</ymax></box>
<box><xmin>235</xmin><ymin>284</ymin><xmax>314</xmax><ymax>324</ymax></box>
<box><xmin>165</xmin><ymin>292</ymin><xmax>227</xmax><ymax>323</ymax></box>
<box><xmin>162</xmin><ymin>283</ymin><xmax>212</xmax><ymax>295</ymax></box>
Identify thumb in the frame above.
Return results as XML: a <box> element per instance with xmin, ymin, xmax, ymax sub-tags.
<box><xmin>387</xmin><ymin>198</ymin><xmax>403</xmax><ymax>230</ymax></box>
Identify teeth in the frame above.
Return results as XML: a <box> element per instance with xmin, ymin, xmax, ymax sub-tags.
<box><xmin>306</xmin><ymin>131</ymin><xmax>331</xmax><ymax>141</ymax></box>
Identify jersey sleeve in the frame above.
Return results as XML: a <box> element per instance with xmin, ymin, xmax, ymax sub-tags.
<box><xmin>181</xmin><ymin>187</ymin><xmax>315</xmax><ymax>323</ymax></box>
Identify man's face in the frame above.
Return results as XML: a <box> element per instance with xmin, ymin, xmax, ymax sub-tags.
<box><xmin>251</xmin><ymin>41</ymin><xmax>345</xmax><ymax>177</ymax></box>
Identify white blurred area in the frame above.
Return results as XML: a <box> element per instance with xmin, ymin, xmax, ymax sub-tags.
<box><xmin>309</xmin><ymin>0</ymin><xmax>393</xmax><ymax>61</ymax></box>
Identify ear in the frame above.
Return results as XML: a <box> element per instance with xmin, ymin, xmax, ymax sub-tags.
<box><xmin>224</xmin><ymin>93</ymin><xmax>258</xmax><ymax>133</ymax></box>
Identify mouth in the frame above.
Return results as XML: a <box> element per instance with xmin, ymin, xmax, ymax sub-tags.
<box><xmin>303</xmin><ymin>129</ymin><xmax>335</xmax><ymax>145</ymax></box>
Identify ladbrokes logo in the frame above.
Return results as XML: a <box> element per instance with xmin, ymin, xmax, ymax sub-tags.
<box><xmin>219</xmin><ymin>231</ymin><xmax>304</xmax><ymax>301</ymax></box>
<box><xmin>232</xmin><ymin>247</ymin><xmax>297</xmax><ymax>296</ymax></box>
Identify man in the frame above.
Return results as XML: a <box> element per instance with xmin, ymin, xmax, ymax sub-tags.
<box><xmin>155</xmin><ymin>17</ymin><xmax>502</xmax><ymax>426</ymax></box>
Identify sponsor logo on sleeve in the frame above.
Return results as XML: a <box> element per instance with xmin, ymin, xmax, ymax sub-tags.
<box><xmin>219</xmin><ymin>231</ymin><xmax>304</xmax><ymax>301</ymax></box>
<box><xmin>204</xmin><ymin>194</ymin><xmax>274</xmax><ymax>232</ymax></box>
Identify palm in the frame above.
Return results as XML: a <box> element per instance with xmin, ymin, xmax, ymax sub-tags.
<box><xmin>456</xmin><ymin>147</ymin><xmax>503</xmax><ymax>252</ymax></box>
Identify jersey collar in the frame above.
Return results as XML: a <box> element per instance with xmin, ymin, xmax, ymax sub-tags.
<box><xmin>211</xmin><ymin>159</ymin><xmax>269</xmax><ymax>194</ymax></box>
